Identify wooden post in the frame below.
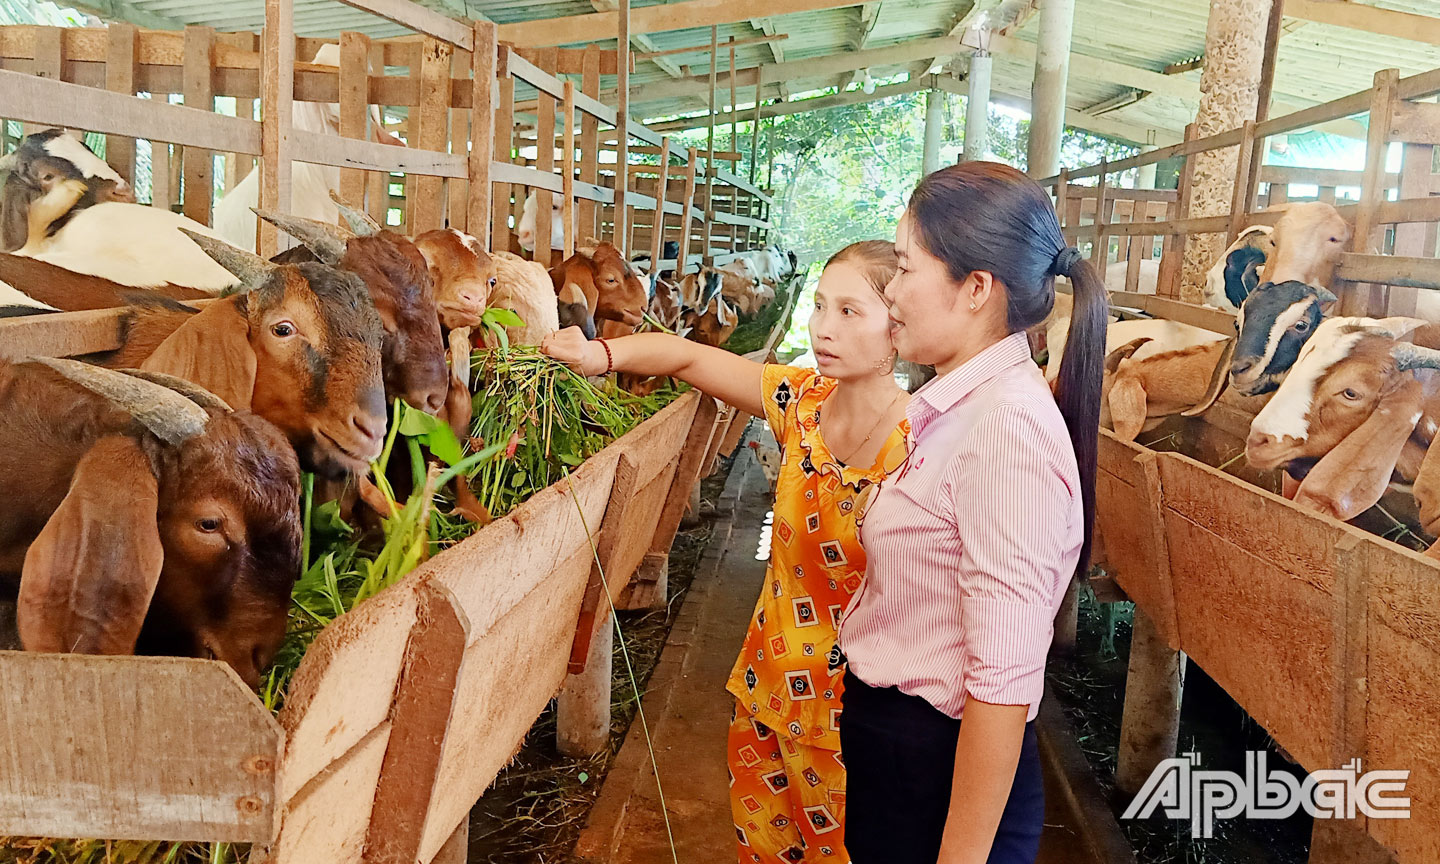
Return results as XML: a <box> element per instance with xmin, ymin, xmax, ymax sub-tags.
<box><xmin>750</xmin><ymin>66</ymin><xmax>763</xmax><ymax>184</ymax></box>
<box><xmin>1157</xmin><ymin>124</ymin><xmax>1196</xmax><ymax>300</ymax></box>
<box><xmin>580</xmin><ymin>45</ymin><xmax>601</xmax><ymax>244</ymax></box>
<box><xmin>650</xmin><ymin>137</ymin><xmax>669</xmax><ymax>268</ymax></box>
<box><xmin>1255</xmin><ymin>0</ymin><xmax>1284</xmax><ymax>125</ymax></box>
<box><xmin>105</xmin><ymin>24</ymin><xmax>139</xmax><ymax>187</ymax></box>
<box><xmin>728</xmin><ymin>38</ymin><xmax>740</xmax><ymax>252</ymax></box>
<box><xmin>410</xmin><ymin>38</ymin><xmax>451</xmax><ymax>234</ymax></box>
<box><xmin>1055</xmin><ymin>168</ymin><xmax>1069</xmax><ymax>230</ymax></box>
<box><xmin>557</xmin><ymin>617</ymin><xmax>613</xmax><ymax>757</ymax></box>
<box><xmin>679</xmin><ymin>148</ymin><xmax>699</xmax><ymax>274</ymax></box>
<box><xmin>1115</xmin><ymin>606</ymin><xmax>1185</xmax><ymax>795</ymax></box>
<box><xmin>1346</xmin><ymin>69</ymin><xmax>1400</xmax><ymax>318</ymax></box>
<box><xmin>1091</xmin><ymin>158</ymin><xmax>1109</xmax><ymax>280</ymax></box>
<box><xmin>1229</xmin><ymin>119</ymin><xmax>1257</xmax><ymax>241</ymax></box>
<box><xmin>490</xmin><ymin>47</ymin><xmax>515</xmax><ymax>253</ymax></box>
<box><xmin>259</xmin><ymin>0</ymin><xmax>294</xmax><ymax>257</ymax></box>
<box><xmin>366</xmin><ymin>41</ymin><xmax>390</xmax><ymax>227</ymax></box>
<box><xmin>563</xmin><ymin>81</ymin><xmax>577</xmax><ymax>261</ymax></box>
<box><xmin>704</xmin><ymin>25</ymin><xmax>718</xmax><ymax>266</ymax></box>
<box><xmin>614</xmin><ymin>0</ymin><xmax>632</xmax><ymax>254</ymax></box>
<box><xmin>468</xmin><ymin>21</ymin><xmax>497</xmax><ymax>242</ymax></box>
<box><xmin>534</xmin><ymin>48</ymin><xmax>557</xmax><ymax>261</ymax></box>
<box><xmin>27</xmin><ymin>27</ymin><xmax>62</xmax><ymax>138</ymax></box>
<box><xmin>447</xmin><ymin>49</ymin><xmax>470</xmax><ymax>233</ymax></box>
<box><xmin>182</xmin><ymin>26</ymin><xmax>216</xmax><ymax>226</ymax></box>
<box><xmin>338</xmin><ymin>31</ymin><xmax>371</xmax><ymax>213</ymax></box>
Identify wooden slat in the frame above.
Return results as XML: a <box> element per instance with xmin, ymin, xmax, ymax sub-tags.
<box><xmin>1229</xmin><ymin>120</ymin><xmax>1256</xmax><ymax>242</ymax></box>
<box><xmin>1347</xmin><ymin>69</ymin><xmax>1400</xmax><ymax>317</ymax></box>
<box><xmin>447</xmin><ymin>48</ymin><xmax>469</xmax><ymax>233</ymax></box>
<box><xmin>563</xmin><ymin>80</ymin><xmax>577</xmax><ymax>260</ymax></box>
<box><xmin>490</xmin><ymin>49</ymin><xmax>515</xmax><ymax>252</ymax></box>
<box><xmin>364</xmin><ymin>41</ymin><xmax>391</xmax><ymax>228</ymax></box>
<box><xmin>407</xmin><ymin>38</ymin><xmax>451</xmax><ymax>233</ymax></box>
<box><xmin>533</xmin><ymin>47</ymin><xmax>557</xmax><ymax>261</ymax></box>
<box><xmin>332</xmin><ymin>0</ymin><xmax>474</xmax><ymax>51</ymax></box>
<box><xmin>291</xmin><ymin>129</ymin><xmax>465</xmax><ymax>178</ymax></box>
<box><xmin>649</xmin><ymin>137</ymin><xmax>669</xmax><ymax>266</ymax></box>
<box><xmin>614</xmin><ymin>0</ymin><xmax>631</xmax><ymax>254</ymax></box>
<box><xmin>579</xmin><ymin>45</ymin><xmax>601</xmax><ymax>245</ymax></box>
<box><xmin>104</xmin><ymin>24</ymin><xmax>138</xmax><ymax>186</ymax></box>
<box><xmin>467</xmin><ymin>21</ymin><xmax>496</xmax><ymax>241</ymax></box>
<box><xmin>1335</xmin><ymin>254</ymin><xmax>1440</xmax><ymax>290</ymax></box>
<box><xmin>338</xmin><ymin>31</ymin><xmax>371</xmax><ymax>215</ymax></box>
<box><xmin>1391</xmin><ymin>100</ymin><xmax>1440</xmax><ymax>146</ymax></box>
<box><xmin>182</xmin><ymin>25</ymin><xmax>215</xmax><ymax>227</ymax></box>
<box><xmin>0</xmin><ymin>69</ymin><xmax>258</xmax><ymax>153</ymax></box>
<box><xmin>0</xmin><ymin>655</ymin><xmax>281</xmax><ymax>844</ymax></box>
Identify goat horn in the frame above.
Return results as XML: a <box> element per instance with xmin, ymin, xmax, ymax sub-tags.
<box><xmin>118</xmin><ymin>369</ymin><xmax>234</xmax><ymax>414</ymax></box>
<box><xmin>1316</xmin><ymin>286</ymin><xmax>1338</xmax><ymax>305</ymax></box>
<box><xmin>1182</xmin><ymin>337</ymin><xmax>1236</xmax><ymax>417</ymax></box>
<box><xmin>251</xmin><ymin>208</ymin><xmax>352</xmax><ymax>265</ymax></box>
<box><xmin>1104</xmin><ymin>337</ymin><xmax>1151</xmax><ymax>375</ymax></box>
<box><xmin>29</xmin><ymin>357</ymin><xmax>210</xmax><ymax>446</ymax></box>
<box><xmin>327</xmin><ymin>190</ymin><xmax>382</xmax><ymax>236</ymax></box>
<box><xmin>178</xmin><ymin>228</ymin><xmax>276</xmax><ymax>293</ymax></box>
<box><xmin>1394</xmin><ymin>343</ymin><xmax>1440</xmax><ymax>372</ymax></box>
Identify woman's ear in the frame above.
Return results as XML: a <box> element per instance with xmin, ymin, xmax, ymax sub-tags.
<box><xmin>965</xmin><ymin>270</ymin><xmax>997</xmax><ymax>313</ymax></box>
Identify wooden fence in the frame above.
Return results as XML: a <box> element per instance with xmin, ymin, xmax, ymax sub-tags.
<box><xmin>1039</xmin><ymin>65</ymin><xmax>1440</xmax><ymax>314</ymax></box>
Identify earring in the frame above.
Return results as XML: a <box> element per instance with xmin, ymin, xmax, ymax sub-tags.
<box><xmin>969</xmin><ymin>302</ymin><xmax>977</xmax><ymax>310</ymax></box>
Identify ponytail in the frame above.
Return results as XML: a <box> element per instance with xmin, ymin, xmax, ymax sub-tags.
<box><xmin>1052</xmin><ymin>256</ymin><xmax>1105</xmax><ymax>579</ymax></box>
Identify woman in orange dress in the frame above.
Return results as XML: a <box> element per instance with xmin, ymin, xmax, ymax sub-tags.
<box><xmin>541</xmin><ymin>241</ymin><xmax>907</xmax><ymax>863</ymax></box>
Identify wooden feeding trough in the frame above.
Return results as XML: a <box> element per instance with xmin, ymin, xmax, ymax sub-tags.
<box><xmin>0</xmin><ymin>299</ymin><xmax>725</xmax><ymax>861</ymax></box>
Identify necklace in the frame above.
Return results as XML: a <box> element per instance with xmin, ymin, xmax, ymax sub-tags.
<box><xmin>826</xmin><ymin>390</ymin><xmax>905</xmax><ymax>467</ymax></box>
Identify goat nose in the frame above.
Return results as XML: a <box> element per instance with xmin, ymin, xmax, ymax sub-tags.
<box><xmin>351</xmin><ymin>409</ymin><xmax>386</xmax><ymax>448</ymax></box>
<box><xmin>423</xmin><ymin>388</ymin><xmax>446</xmax><ymax>415</ymax></box>
<box><xmin>1231</xmin><ymin>357</ymin><xmax>1256</xmax><ymax>377</ymax></box>
<box><xmin>1246</xmin><ymin>429</ymin><xmax>1276</xmax><ymax>452</ymax></box>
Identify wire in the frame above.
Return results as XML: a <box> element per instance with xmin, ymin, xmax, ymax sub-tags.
<box><xmin>565</xmin><ymin>472</ymin><xmax>681</xmax><ymax>864</ymax></box>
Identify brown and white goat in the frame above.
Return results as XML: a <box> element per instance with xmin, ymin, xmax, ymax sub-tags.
<box><xmin>551</xmin><ymin>243</ymin><xmax>649</xmax><ymax>340</ymax></box>
<box><xmin>1098</xmin><ymin>319</ymin><xmax>1234</xmax><ymax>442</ymax></box>
<box><xmin>258</xmin><ymin>206</ymin><xmax>449</xmax><ymax>414</ymax></box>
<box><xmin>102</xmin><ymin>233</ymin><xmax>388</xmax><ymax>479</ymax></box>
<box><xmin>1246</xmin><ymin>315</ymin><xmax>1440</xmax><ymax>529</ymax></box>
<box><xmin>412</xmin><ymin>228</ymin><xmax>496</xmax><ymax>331</ymax></box>
<box><xmin>684</xmin><ymin>290</ymin><xmax>738</xmax><ymax>348</ymax></box>
<box><xmin>0</xmin><ymin>359</ymin><xmax>301</xmax><ymax>689</ymax></box>
<box><xmin>1</xmin><ymin>129</ymin><xmax>133</xmax><ymax>252</ymax></box>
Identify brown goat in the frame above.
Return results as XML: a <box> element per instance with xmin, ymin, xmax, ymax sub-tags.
<box><xmin>99</xmin><ymin>238</ymin><xmax>387</xmax><ymax>480</ymax></box>
<box><xmin>260</xmin><ymin>207</ymin><xmax>448</xmax><ymax>415</ymax></box>
<box><xmin>0</xmin><ymin>253</ymin><xmax>209</xmax><ymax>311</ymax></box>
<box><xmin>683</xmin><ymin>291</ymin><xmax>737</xmax><ymax>348</ymax></box>
<box><xmin>550</xmin><ymin>243</ymin><xmax>648</xmax><ymax>340</ymax></box>
<box><xmin>412</xmin><ymin>228</ymin><xmax>495</xmax><ymax>330</ymax></box>
<box><xmin>0</xmin><ymin>359</ymin><xmax>301</xmax><ymax>689</ymax></box>
<box><xmin>649</xmin><ymin>275</ymin><xmax>685</xmax><ymax>333</ymax></box>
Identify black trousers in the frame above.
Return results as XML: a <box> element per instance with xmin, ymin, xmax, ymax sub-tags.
<box><xmin>840</xmin><ymin>670</ymin><xmax>1044</xmax><ymax>864</ymax></box>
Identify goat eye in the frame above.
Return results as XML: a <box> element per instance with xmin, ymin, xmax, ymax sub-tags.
<box><xmin>1330</xmin><ymin>237</ymin><xmax>1341</xmax><ymax>243</ymax></box>
<box><xmin>1342</xmin><ymin>388</ymin><xmax>1360</xmax><ymax>400</ymax></box>
<box><xmin>196</xmin><ymin>517</ymin><xmax>221</xmax><ymax>533</ymax></box>
<box><xmin>489</xmin><ymin>277</ymin><xmax>497</xmax><ymax>288</ymax></box>
<box><xmin>271</xmin><ymin>322</ymin><xmax>296</xmax><ymax>338</ymax></box>
<box><xmin>1294</xmin><ymin>319</ymin><xmax>1310</xmax><ymax>332</ymax></box>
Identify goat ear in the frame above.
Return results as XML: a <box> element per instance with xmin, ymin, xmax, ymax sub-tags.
<box><xmin>1293</xmin><ymin>376</ymin><xmax>1425</xmax><ymax>522</ymax></box>
<box><xmin>140</xmin><ymin>300</ymin><xmax>257</xmax><ymax>409</ymax></box>
<box><xmin>1106</xmin><ymin>374</ymin><xmax>1148</xmax><ymax>443</ymax></box>
<box><xmin>1373</xmin><ymin>316</ymin><xmax>1428</xmax><ymax>340</ymax></box>
<box><xmin>18</xmin><ymin>436</ymin><xmax>163</xmax><ymax>655</ymax></box>
<box><xmin>1181</xmin><ymin>338</ymin><xmax>1236</xmax><ymax>417</ymax></box>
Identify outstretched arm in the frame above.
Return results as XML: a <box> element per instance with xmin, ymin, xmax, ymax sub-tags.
<box><xmin>541</xmin><ymin>328</ymin><xmax>766</xmax><ymax>418</ymax></box>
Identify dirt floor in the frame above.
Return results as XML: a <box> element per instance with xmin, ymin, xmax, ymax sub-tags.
<box><xmin>1045</xmin><ymin>586</ymin><xmax>1313</xmax><ymax>864</ymax></box>
<box><xmin>462</xmin><ymin>459</ymin><xmax>735</xmax><ymax>864</ymax></box>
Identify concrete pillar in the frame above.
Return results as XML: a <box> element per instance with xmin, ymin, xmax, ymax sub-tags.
<box><xmin>557</xmin><ymin>617</ymin><xmax>613</xmax><ymax>757</ymax></box>
<box><xmin>1137</xmin><ymin>145</ymin><xmax>1158</xmax><ymax>190</ymax></box>
<box><xmin>1179</xmin><ymin>0</ymin><xmax>1273</xmax><ymax>303</ymax></box>
<box><xmin>963</xmin><ymin>51</ymin><xmax>992</xmax><ymax>162</ymax></box>
<box><xmin>1027</xmin><ymin>0</ymin><xmax>1075</xmax><ymax>178</ymax></box>
<box><xmin>1116</xmin><ymin>607</ymin><xmax>1185</xmax><ymax>795</ymax></box>
<box><xmin>922</xmin><ymin>88</ymin><xmax>944</xmax><ymax>177</ymax></box>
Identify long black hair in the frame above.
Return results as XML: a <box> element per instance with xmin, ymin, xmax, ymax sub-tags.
<box><xmin>908</xmin><ymin>161</ymin><xmax>1106</xmax><ymax>579</ymax></box>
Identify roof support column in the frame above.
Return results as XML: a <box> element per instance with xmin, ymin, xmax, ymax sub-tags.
<box><xmin>1027</xmin><ymin>0</ymin><xmax>1074</xmax><ymax>178</ymax></box>
<box><xmin>1137</xmin><ymin>145</ymin><xmax>1158</xmax><ymax>190</ymax></box>
<box><xmin>962</xmin><ymin>50</ymin><xmax>991</xmax><ymax>162</ymax></box>
<box><xmin>1178</xmin><ymin>0</ymin><xmax>1273</xmax><ymax>302</ymax></box>
<box><xmin>922</xmin><ymin>86</ymin><xmax>943</xmax><ymax>177</ymax></box>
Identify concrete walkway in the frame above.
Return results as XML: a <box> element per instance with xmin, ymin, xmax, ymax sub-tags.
<box><xmin>576</xmin><ymin>433</ymin><xmax>1125</xmax><ymax>864</ymax></box>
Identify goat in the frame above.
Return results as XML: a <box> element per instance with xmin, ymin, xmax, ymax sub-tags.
<box><xmin>649</xmin><ymin>276</ymin><xmax>685</xmax><ymax>333</ymax></box>
<box><xmin>683</xmin><ymin>289</ymin><xmax>737</xmax><ymax>348</ymax></box>
<box><xmin>551</xmin><ymin>243</ymin><xmax>648</xmax><ymax>340</ymax></box>
<box><xmin>100</xmin><ymin>231</ymin><xmax>388</xmax><ymax>479</ymax></box>
<box><xmin>1246</xmin><ymin>316</ymin><xmax>1440</xmax><ymax>530</ymax></box>
<box><xmin>412</xmin><ymin>228</ymin><xmax>495</xmax><ymax>331</ymax></box>
<box><xmin>1202</xmin><ymin>225</ymin><xmax>1275</xmax><ymax>312</ymax></box>
<box><xmin>0</xmin><ymin>358</ymin><xmax>301</xmax><ymax>689</ymax></box>
<box><xmin>631</xmin><ymin>240</ymin><xmax>682</xmax><ymax>282</ymax></box>
<box><xmin>257</xmin><ymin>204</ymin><xmax>448</xmax><ymax>414</ymax></box>
<box><xmin>516</xmin><ymin>191</ymin><xmax>565</xmax><ymax>259</ymax></box>
<box><xmin>0</xmin><ymin>253</ymin><xmax>209</xmax><ymax>312</ymax></box>
<box><xmin>213</xmin><ymin>44</ymin><xmax>403</xmax><ymax>252</ymax></box>
<box><xmin>0</xmin><ymin>276</ymin><xmax>56</xmax><ymax>314</ymax></box>
<box><xmin>490</xmin><ymin>251</ymin><xmax>561</xmax><ymax>345</ymax></box>
<box><xmin>1</xmin><ymin>129</ymin><xmax>134</xmax><ymax>252</ymax></box>
<box><xmin>1263</xmin><ymin>202</ymin><xmax>1350</xmax><ymax>289</ymax></box>
<box><xmin>1093</xmin><ymin>319</ymin><xmax>1234</xmax><ymax>442</ymax></box>
<box><xmin>11</xmin><ymin>182</ymin><xmax>238</xmax><ymax>292</ymax></box>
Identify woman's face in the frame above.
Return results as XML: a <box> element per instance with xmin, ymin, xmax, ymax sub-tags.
<box><xmin>808</xmin><ymin>261</ymin><xmax>895</xmax><ymax>380</ymax></box>
<box><xmin>885</xmin><ymin>212</ymin><xmax>967</xmax><ymax>366</ymax></box>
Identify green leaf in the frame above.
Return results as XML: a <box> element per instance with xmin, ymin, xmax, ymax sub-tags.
<box><xmin>483</xmin><ymin>307</ymin><xmax>526</xmax><ymax>329</ymax></box>
<box><xmin>398</xmin><ymin>404</ymin><xmax>443</xmax><ymax>437</ymax></box>
<box><xmin>424</xmin><ymin>420</ymin><xmax>465</xmax><ymax>467</ymax></box>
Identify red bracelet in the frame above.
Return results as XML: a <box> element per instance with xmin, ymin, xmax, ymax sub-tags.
<box><xmin>597</xmin><ymin>338</ymin><xmax>614</xmax><ymax>374</ymax></box>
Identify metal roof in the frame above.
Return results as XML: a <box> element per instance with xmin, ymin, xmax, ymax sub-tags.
<box><xmin>42</xmin><ymin>0</ymin><xmax>1440</xmax><ymax>142</ymax></box>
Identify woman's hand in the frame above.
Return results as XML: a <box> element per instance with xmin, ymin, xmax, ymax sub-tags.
<box><xmin>541</xmin><ymin>327</ymin><xmax>608</xmax><ymax>376</ymax></box>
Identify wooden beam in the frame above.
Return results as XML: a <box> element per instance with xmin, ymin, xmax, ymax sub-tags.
<box><xmin>332</xmin><ymin>0</ymin><xmax>474</xmax><ymax>51</ymax></box>
<box><xmin>1285</xmin><ymin>0</ymin><xmax>1440</xmax><ymax>47</ymax></box>
<box><xmin>650</xmin><ymin>78</ymin><xmax>929</xmax><ymax>131</ymax></box>
<box><xmin>637</xmin><ymin>33</ymin><xmax>788</xmax><ymax>60</ymax></box>
<box><xmin>751</xmin><ymin>17</ymin><xmax>786</xmax><ymax>64</ymax></box>
<box><xmin>589</xmin><ymin>0</ymin><xmax>683</xmax><ymax>77</ymax></box>
<box><xmin>499</xmin><ymin>0</ymin><xmax>885</xmax><ymax>48</ymax></box>
<box><xmin>958</xmin><ymin>80</ymin><xmax>1183</xmax><ymax>146</ymax></box>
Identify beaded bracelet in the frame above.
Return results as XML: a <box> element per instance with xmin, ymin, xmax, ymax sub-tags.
<box><xmin>597</xmin><ymin>338</ymin><xmax>614</xmax><ymax>374</ymax></box>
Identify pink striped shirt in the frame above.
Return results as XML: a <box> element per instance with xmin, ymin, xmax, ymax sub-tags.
<box><xmin>838</xmin><ymin>331</ymin><xmax>1081</xmax><ymax>721</ymax></box>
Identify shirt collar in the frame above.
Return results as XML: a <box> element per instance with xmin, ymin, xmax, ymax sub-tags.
<box><xmin>909</xmin><ymin>331</ymin><xmax>1033</xmax><ymax>421</ymax></box>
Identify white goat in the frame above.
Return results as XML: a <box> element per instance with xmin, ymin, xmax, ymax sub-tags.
<box><xmin>516</xmin><ymin>191</ymin><xmax>565</xmax><ymax>254</ymax></box>
<box><xmin>213</xmin><ymin>44</ymin><xmax>398</xmax><ymax>252</ymax></box>
<box><xmin>489</xmin><ymin>250</ymin><xmax>560</xmax><ymax>345</ymax></box>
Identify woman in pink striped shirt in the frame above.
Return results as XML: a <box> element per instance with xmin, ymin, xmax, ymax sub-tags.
<box><xmin>837</xmin><ymin>162</ymin><xmax>1106</xmax><ymax>864</ymax></box>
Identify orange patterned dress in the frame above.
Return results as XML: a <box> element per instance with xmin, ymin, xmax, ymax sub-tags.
<box><xmin>725</xmin><ymin>364</ymin><xmax>907</xmax><ymax>864</ymax></box>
